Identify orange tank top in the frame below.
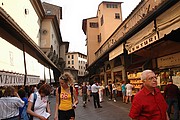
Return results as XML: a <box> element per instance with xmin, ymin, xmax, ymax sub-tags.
<box><xmin>59</xmin><ymin>87</ymin><xmax>72</xmax><ymax>111</ymax></box>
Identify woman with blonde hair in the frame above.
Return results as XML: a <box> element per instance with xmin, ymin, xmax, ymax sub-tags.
<box><xmin>54</xmin><ymin>72</ymin><xmax>78</xmax><ymax>120</ymax></box>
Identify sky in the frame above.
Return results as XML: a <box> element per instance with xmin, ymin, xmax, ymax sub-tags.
<box><xmin>41</xmin><ymin>0</ymin><xmax>141</xmax><ymax>55</ymax></box>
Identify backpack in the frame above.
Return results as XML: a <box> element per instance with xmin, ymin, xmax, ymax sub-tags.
<box><xmin>29</xmin><ymin>93</ymin><xmax>37</xmax><ymax>120</ymax></box>
<box><xmin>58</xmin><ymin>86</ymin><xmax>73</xmax><ymax>105</ymax></box>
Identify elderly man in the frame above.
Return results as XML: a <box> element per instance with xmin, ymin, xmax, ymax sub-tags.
<box><xmin>129</xmin><ymin>70</ymin><xmax>169</xmax><ymax>120</ymax></box>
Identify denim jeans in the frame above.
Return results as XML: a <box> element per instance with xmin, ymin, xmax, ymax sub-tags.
<box><xmin>166</xmin><ymin>98</ymin><xmax>179</xmax><ymax>120</ymax></box>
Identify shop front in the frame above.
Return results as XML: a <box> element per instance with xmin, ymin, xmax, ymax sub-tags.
<box><xmin>157</xmin><ymin>52</ymin><xmax>180</xmax><ymax>91</ymax></box>
<box><xmin>113</xmin><ymin>70</ymin><xmax>123</xmax><ymax>97</ymax></box>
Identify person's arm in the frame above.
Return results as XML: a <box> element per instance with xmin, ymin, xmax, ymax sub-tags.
<box><xmin>27</xmin><ymin>94</ymin><xmax>46</xmax><ymax>120</ymax></box>
<box><xmin>46</xmin><ymin>100</ymin><xmax>51</xmax><ymax>114</ymax></box>
<box><xmin>166</xmin><ymin>112</ymin><xmax>169</xmax><ymax>120</ymax></box>
<box><xmin>73</xmin><ymin>88</ymin><xmax>79</xmax><ymax>108</ymax></box>
<box><xmin>108</xmin><ymin>85</ymin><xmax>110</xmax><ymax>92</ymax></box>
<box><xmin>14</xmin><ymin>92</ymin><xmax>25</xmax><ymax>107</ymax></box>
<box><xmin>54</xmin><ymin>88</ymin><xmax>59</xmax><ymax>120</ymax></box>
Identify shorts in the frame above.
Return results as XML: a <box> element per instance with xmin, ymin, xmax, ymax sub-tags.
<box><xmin>126</xmin><ymin>90</ymin><xmax>132</xmax><ymax>96</ymax></box>
<box><xmin>122</xmin><ymin>91</ymin><xmax>126</xmax><ymax>96</ymax></box>
<box><xmin>58</xmin><ymin>109</ymin><xmax>75</xmax><ymax>120</ymax></box>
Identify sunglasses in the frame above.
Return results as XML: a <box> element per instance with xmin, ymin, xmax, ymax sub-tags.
<box><xmin>59</xmin><ymin>76</ymin><xmax>68</xmax><ymax>81</ymax></box>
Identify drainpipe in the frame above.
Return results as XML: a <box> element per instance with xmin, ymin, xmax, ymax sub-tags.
<box><xmin>23</xmin><ymin>43</ymin><xmax>27</xmax><ymax>86</ymax></box>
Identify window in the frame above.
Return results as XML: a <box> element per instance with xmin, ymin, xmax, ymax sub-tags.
<box><xmin>106</xmin><ymin>4</ymin><xmax>118</xmax><ymax>8</ymax></box>
<box><xmin>72</xmin><ymin>60</ymin><xmax>74</xmax><ymax>65</ymax></box>
<box><xmin>115</xmin><ymin>13</ymin><xmax>120</xmax><ymax>19</ymax></box>
<box><xmin>68</xmin><ymin>61</ymin><xmax>70</xmax><ymax>64</ymax></box>
<box><xmin>46</xmin><ymin>10</ymin><xmax>52</xmax><ymax>15</ymax></box>
<box><xmin>98</xmin><ymin>33</ymin><xmax>101</xmax><ymax>43</ymax></box>
<box><xmin>101</xmin><ymin>15</ymin><xmax>104</xmax><ymax>26</ymax></box>
<box><xmin>68</xmin><ymin>55</ymin><xmax>70</xmax><ymax>58</ymax></box>
<box><xmin>90</xmin><ymin>22</ymin><xmax>98</xmax><ymax>28</ymax></box>
<box><xmin>72</xmin><ymin>55</ymin><xmax>74</xmax><ymax>59</ymax></box>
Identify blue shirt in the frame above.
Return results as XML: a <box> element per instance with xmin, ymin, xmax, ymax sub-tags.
<box><xmin>121</xmin><ymin>84</ymin><xmax>126</xmax><ymax>92</ymax></box>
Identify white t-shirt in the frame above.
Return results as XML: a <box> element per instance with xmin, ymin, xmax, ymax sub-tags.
<box><xmin>0</xmin><ymin>97</ymin><xmax>24</xmax><ymax>119</ymax></box>
<box><xmin>125</xmin><ymin>83</ymin><xmax>133</xmax><ymax>91</ymax></box>
<box><xmin>29</xmin><ymin>92</ymin><xmax>49</xmax><ymax>120</ymax></box>
<box><xmin>112</xmin><ymin>84</ymin><xmax>117</xmax><ymax>91</ymax></box>
<box><xmin>91</xmin><ymin>84</ymin><xmax>100</xmax><ymax>93</ymax></box>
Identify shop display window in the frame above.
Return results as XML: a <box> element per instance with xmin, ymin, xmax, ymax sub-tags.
<box><xmin>114</xmin><ymin>71</ymin><xmax>122</xmax><ymax>91</ymax></box>
<box><xmin>171</xmin><ymin>68</ymin><xmax>180</xmax><ymax>88</ymax></box>
<box><xmin>128</xmin><ymin>72</ymin><xmax>143</xmax><ymax>95</ymax></box>
<box><xmin>159</xmin><ymin>68</ymin><xmax>180</xmax><ymax>91</ymax></box>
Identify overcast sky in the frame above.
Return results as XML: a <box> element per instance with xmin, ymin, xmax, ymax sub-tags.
<box><xmin>41</xmin><ymin>0</ymin><xmax>141</xmax><ymax>55</ymax></box>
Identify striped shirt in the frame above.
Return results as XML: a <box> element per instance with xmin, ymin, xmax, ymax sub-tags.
<box><xmin>0</xmin><ymin>97</ymin><xmax>24</xmax><ymax>119</ymax></box>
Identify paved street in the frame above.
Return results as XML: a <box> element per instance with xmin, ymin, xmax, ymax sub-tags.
<box><xmin>48</xmin><ymin>95</ymin><xmax>131</xmax><ymax>120</ymax></box>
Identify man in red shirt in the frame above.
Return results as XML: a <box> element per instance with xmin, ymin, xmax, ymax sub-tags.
<box><xmin>129</xmin><ymin>70</ymin><xmax>169</xmax><ymax>120</ymax></box>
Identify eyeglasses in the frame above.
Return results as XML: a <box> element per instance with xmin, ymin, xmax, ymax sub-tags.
<box><xmin>148</xmin><ymin>76</ymin><xmax>157</xmax><ymax>81</ymax></box>
<box><xmin>59</xmin><ymin>76</ymin><xmax>68</xmax><ymax>81</ymax></box>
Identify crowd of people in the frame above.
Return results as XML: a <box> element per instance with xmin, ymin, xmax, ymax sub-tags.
<box><xmin>77</xmin><ymin>70</ymin><xmax>180</xmax><ymax>120</ymax></box>
<box><xmin>0</xmin><ymin>72</ymin><xmax>79</xmax><ymax>120</ymax></box>
<box><xmin>0</xmin><ymin>70</ymin><xmax>180</xmax><ymax>120</ymax></box>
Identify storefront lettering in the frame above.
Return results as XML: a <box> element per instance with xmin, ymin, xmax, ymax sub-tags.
<box><xmin>157</xmin><ymin>53</ymin><xmax>180</xmax><ymax>68</ymax></box>
<box><xmin>0</xmin><ymin>72</ymin><xmax>40</xmax><ymax>86</ymax></box>
<box><xmin>128</xmin><ymin>34</ymin><xmax>158</xmax><ymax>53</ymax></box>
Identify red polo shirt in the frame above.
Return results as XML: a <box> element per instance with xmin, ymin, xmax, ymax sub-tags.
<box><xmin>129</xmin><ymin>87</ymin><xmax>168</xmax><ymax>120</ymax></box>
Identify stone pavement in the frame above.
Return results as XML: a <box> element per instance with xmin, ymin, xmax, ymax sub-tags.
<box><xmin>48</xmin><ymin>95</ymin><xmax>132</xmax><ymax>120</ymax></box>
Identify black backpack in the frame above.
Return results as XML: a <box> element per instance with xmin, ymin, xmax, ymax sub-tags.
<box><xmin>58</xmin><ymin>86</ymin><xmax>73</xmax><ymax>105</ymax></box>
<box><xmin>29</xmin><ymin>93</ymin><xmax>37</xmax><ymax>120</ymax></box>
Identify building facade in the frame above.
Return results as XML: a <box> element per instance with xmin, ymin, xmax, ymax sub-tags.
<box><xmin>65</xmin><ymin>52</ymin><xmax>87</xmax><ymax>83</ymax></box>
<box><xmin>82</xmin><ymin>1</ymin><xmax>123</xmax><ymax>66</ymax></box>
<box><xmin>83</xmin><ymin>0</ymin><xmax>180</xmax><ymax>94</ymax></box>
<box><xmin>0</xmin><ymin>0</ymin><xmax>68</xmax><ymax>87</ymax></box>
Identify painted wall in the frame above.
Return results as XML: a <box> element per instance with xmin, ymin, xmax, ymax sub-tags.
<box><xmin>0</xmin><ymin>0</ymin><xmax>41</xmax><ymax>45</ymax></box>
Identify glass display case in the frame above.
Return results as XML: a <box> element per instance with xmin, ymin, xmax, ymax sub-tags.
<box><xmin>128</xmin><ymin>72</ymin><xmax>143</xmax><ymax>95</ymax></box>
<box><xmin>159</xmin><ymin>68</ymin><xmax>180</xmax><ymax>91</ymax></box>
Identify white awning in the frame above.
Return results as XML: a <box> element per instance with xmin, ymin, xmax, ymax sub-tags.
<box><xmin>109</xmin><ymin>44</ymin><xmax>123</xmax><ymax>61</ymax></box>
<box><xmin>126</xmin><ymin>21</ymin><xmax>158</xmax><ymax>54</ymax></box>
<box><xmin>156</xmin><ymin>2</ymin><xmax>180</xmax><ymax>39</ymax></box>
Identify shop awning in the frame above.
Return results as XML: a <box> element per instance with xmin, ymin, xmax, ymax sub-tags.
<box><xmin>109</xmin><ymin>44</ymin><xmax>123</xmax><ymax>61</ymax></box>
<box><xmin>156</xmin><ymin>1</ymin><xmax>180</xmax><ymax>39</ymax></box>
<box><xmin>125</xmin><ymin>21</ymin><xmax>159</xmax><ymax>54</ymax></box>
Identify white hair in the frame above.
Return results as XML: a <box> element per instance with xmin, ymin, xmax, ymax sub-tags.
<box><xmin>141</xmin><ymin>70</ymin><xmax>154</xmax><ymax>81</ymax></box>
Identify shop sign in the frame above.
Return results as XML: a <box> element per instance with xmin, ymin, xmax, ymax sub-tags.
<box><xmin>0</xmin><ymin>72</ymin><xmax>24</xmax><ymax>86</ymax></box>
<box><xmin>157</xmin><ymin>52</ymin><xmax>180</xmax><ymax>68</ymax></box>
<box><xmin>0</xmin><ymin>72</ymin><xmax>40</xmax><ymax>86</ymax></box>
<box><xmin>26</xmin><ymin>75</ymin><xmax>40</xmax><ymax>85</ymax></box>
<box><xmin>128</xmin><ymin>34</ymin><xmax>158</xmax><ymax>54</ymax></box>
